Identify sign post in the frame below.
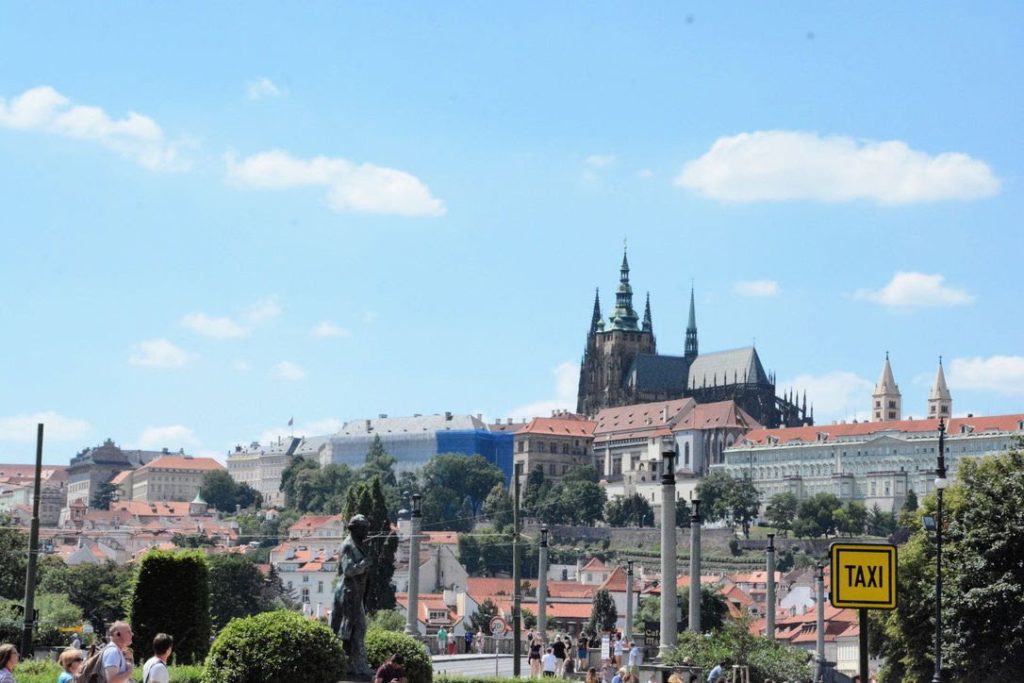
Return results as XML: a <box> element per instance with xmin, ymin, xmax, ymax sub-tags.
<box><xmin>830</xmin><ymin>543</ymin><xmax>898</xmax><ymax>683</ymax></box>
<box><xmin>489</xmin><ymin>616</ymin><xmax>507</xmax><ymax>675</ymax></box>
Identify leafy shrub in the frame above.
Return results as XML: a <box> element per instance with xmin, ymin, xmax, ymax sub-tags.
<box><xmin>203</xmin><ymin>610</ymin><xmax>345</xmax><ymax>683</ymax></box>
<box><xmin>8</xmin><ymin>661</ymin><xmax>201</xmax><ymax>683</ymax></box>
<box><xmin>665</xmin><ymin>620</ymin><xmax>811</xmax><ymax>683</ymax></box>
<box><xmin>365</xmin><ymin>628</ymin><xmax>432</xmax><ymax>683</ymax></box>
<box><xmin>436</xmin><ymin>677</ymin><xmax>549</xmax><ymax>683</ymax></box>
<box><xmin>131</xmin><ymin>549</ymin><xmax>211</xmax><ymax>663</ymax></box>
<box><xmin>167</xmin><ymin>664</ymin><xmax>205</xmax><ymax>682</ymax></box>
<box><xmin>368</xmin><ymin>608</ymin><xmax>406</xmax><ymax>632</ymax></box>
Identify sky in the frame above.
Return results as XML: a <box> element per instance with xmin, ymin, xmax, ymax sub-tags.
<box><xmin>1</xmin><ymin>3</ymin><xmax>1022</xmax><ymax>465</ymax></box>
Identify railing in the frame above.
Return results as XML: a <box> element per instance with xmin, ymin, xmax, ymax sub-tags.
<box><xmin>411</xmin><ymin>634</ymin><xmax>523</xmax><ymax>656</ymax></box>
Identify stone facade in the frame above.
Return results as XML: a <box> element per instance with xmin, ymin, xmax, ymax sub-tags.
<box><xmin>513</xmin><ymin>413</ymin><xmax>595</xmax><ymax>487</ymax></box>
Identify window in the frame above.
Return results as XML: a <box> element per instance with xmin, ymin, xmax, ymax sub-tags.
<box><xmin>562</xmin><ymin>443</ymin><xmax>569</xmax><ymax>454</ymax></box>
<box><xmin>318</xmin><ymin>580</ymin><xmax>324</xmax><ymax>593</ymax></box>
<box><xmin>517</xmin><ymin>441</ymin><xmax>524</xmax><ymax>453</ymax></box>
<box><xmin>301</xmin><ymin>588</ymin><xmax>309</xmax><ymax>602</ymax></box>
<box><xmin>549</xmin><ymin>463</ymin><xmax>557</xmax><ymax>476</ymax></box>
<box><xmin>888</xmin><ymin>411</ymin><xmax>896</xmax><ymax>419</ymax></box>
<box><xmin>537</xmin><ymin>442</ymin><xmax>545</xmax><ymax>453</ymax></box>
<box><xmin>875</xmin><ymin>401</ymin><xmax>881</xmax><ymax>408</ymax></box>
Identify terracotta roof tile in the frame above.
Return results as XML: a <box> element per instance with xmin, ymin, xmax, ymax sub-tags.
<box><xmin>740</xmin><ymin>413</ymin><xmax>1024</xmax><ymax>447</ymax></box>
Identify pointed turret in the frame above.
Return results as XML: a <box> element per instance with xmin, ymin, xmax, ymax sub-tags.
<box><xmin>872</xmin><ymin>352</ymin><xmax>902</xmax><ymax>422</ymax></box>
<box><xmin>589</xmin><ymin>288</ymin><xmax>602</xmax><ymax>335</ymax></box>
<box><xmin>642</xmin><ymin>292</ymin><xmax>653</xmax><ymax>333</ymax></box>
<box><xmin>684</xmin><ymin>286</ymin><xmax>699</xmax><ymax>360</ymax></box>
<box><xmin>608</xmin><ymin>246</ymin><xmax>639</xmax><ymax>331</ymax></box>
<box><xmin>927</xmin><ymin>357</ymin><xmax>952</xmax><ymax>419</ymax></box>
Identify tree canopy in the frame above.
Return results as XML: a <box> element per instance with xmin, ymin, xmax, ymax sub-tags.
<box><xmin>421</xmin><ymin>454</ymin><xmax>504</xmax><ymax>531</ymax></box>
<box><xmin>605</xmin><ymin>493</ymin><xmax>654</xmax><ymax>527</ymax></box>
<box><xmin>697</xmin><ymin>471</ymin><xmax>761</xmax><ymax>537</ymax></box>
<box><xmin>343</xmin><ymin>477</ymin><xmax>398</xmax><ymax>612</ymax></box>
<box><xmin>201</xmin><ymin>469</ymin><xmax>261</xmax><ymax>513</ymax></box>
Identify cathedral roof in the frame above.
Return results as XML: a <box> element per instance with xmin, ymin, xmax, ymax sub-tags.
<box><xmin>673</xmin><ymin>400</ymin><xmax>762</xmax><ymax>431</ymax></box>
<box><xmin>628</xmin><ymin>353</ymin><xmax>689</xmax><ymax>392</ymax></box>
<box><xmin>594</xmin><ymin>398</ymin><xmax>695</xmax><ymax>438</ymax></box>
<box><xmin>874</xmin><ymin>354</ymin><xmax>900</xmax><ymax>395</ymax></box>
<box><xmin>687</xmin><ymin>347</ymin><xmax>768</xmax><ymax>389</ymax></box>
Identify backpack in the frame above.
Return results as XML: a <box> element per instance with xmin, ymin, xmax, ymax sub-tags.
<box><xmin>74</xmin><ymin>644</ymin><xmax>115</xmax><ymax>683</ymax></box>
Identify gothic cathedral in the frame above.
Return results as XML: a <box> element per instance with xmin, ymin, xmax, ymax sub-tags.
<box><xmin>576</xmin><ymin>249</ymin><xmax>811</xmax><ymax>429</ymax></box>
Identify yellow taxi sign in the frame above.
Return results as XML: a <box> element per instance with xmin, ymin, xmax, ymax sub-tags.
<box><xmin>830</xmin><ymin>542</ymin><xmax>897</xmax><ymax>610</ymax></box>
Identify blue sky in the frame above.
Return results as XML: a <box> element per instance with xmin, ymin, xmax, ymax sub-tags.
<box><xmin>2</xmin><ymin>3</ymin><xmax>1022</xmax><ymax>464</ymax></box>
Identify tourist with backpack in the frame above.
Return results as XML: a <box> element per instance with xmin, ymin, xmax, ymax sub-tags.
<box><xmin>141</xmin><ymin>634</ymin><xmax>172</xmax><ymax>683</ymax></box>
<box><xmin>71</xmin><ymin>621</ymin><xmax>134</xmax><ymax>683</ymax></box>
<box><xmin>57</xmin><ymin>648</ymin><xmax>84</xmax><ymax>683</ymax></box>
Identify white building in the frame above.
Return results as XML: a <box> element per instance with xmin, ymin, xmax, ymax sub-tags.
<box><xmin>227</xmin><ymin>435</ymin><xmax>331</xmax><ymax>506</ymax></box>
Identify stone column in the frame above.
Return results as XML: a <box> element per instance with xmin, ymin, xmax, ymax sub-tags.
<box><xmin>765</xmin><ymin>534</ymin><xmax>776</xmax><ymax>640</ymax></box>
<box><xmin>404</xmin><ymin>494</ymin><xmax>422</xmax><ymax>635</ymax></box>
<box><xmin>688</xmin><ymin>498</ymin><xmax>701</xmax><ymax>633</ymax></box>
<box><xmin>626</xmin><ymin>559</ymin><xmax>635</xmax><ymax>643</ymax></box>
<box><xmin>538</xmin><ymin>525</ymin><xmax>549</xmax><ymax>639</ymax></box>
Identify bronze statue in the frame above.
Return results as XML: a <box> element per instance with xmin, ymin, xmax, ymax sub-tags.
<box><xmin>332</xmin><ymin>514</ymin><xmax>373</xmax><ymax>676</ymax></box>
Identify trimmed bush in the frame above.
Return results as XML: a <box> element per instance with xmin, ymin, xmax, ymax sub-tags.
<box><xmin>436</xmin><ymin>677</ymin><xmax>549</xmax><ymax>683</ymax></box>
<box><xmin>130</xmin><ymin>549</ymin><xmax>211</xmax><ymax>663</ymax></box>
<box><xmin>203</xmin><ymin>610</ymin><xmax>345</xmax><ymax>683</ymax></box>
<box><xmin>365</xmin><ymin>628</ymin><xmax>432</xmax><ymax>683</ymax></box>
<box><xmin>9</xmin><ymin>661</ymin><xmax>202</xmax><ymax>683</ymax></box>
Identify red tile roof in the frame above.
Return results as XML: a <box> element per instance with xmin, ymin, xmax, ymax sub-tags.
<box><xmin>595</xmin><ymin>399</ymin><xmax>694</xmax><ymax>439</ymax></box>
<box><xmin>581</xmin><ymin>557</ymin><xmax>608</xmax><ymax>571</ymax></box>
<box><xmin>138</xmin><ymin>455</ymin><xmax>226</xmax><ymax>472</ymax></box>
<box><xmin>741</xmin><ymin>413</ymin><xmax>1024</xmax><ymax>447</ymax></box>
<box><xmin>110</xmin><ymin>470</ymin><xmax>133</xmax><ymax>486</ymax></box>
<box><xmin>518</xmin><ymin>416</ymin><xmax>596</xmax><ymax>437</ymax></box>
<box><xmin>288</xmin><ymin>515</ymin><xmax>342</xmax><ymax>533</ymax></box>
<box><xmin>599</xmin><ymin>566</ymin><xmax>640</xmax><ymax>594</ymax></box>
<box><xmin>673</xmin><ymin>400</ymin><xmax>761</xmax><ymax>432</ymax></box>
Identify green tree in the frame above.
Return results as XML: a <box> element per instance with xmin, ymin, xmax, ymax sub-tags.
<box><xmin>0</xmin><ymin>520</ymin><xmax>26</xmax><ymax>599</ymax></box>
<box><xmin>343</xmin><ymin>477</ymin><xmax>398</xmax><ymax>612</ymax></box>
<box><xmin>280</xmin><ymin>456</ymin><xmax>319</xmax><ymax>508</ymax></box>
<box><xmin>680</xmin><ymin>585</ymin><xmax>730</xmax><ymax>633</ymax></box>
<box><xmin>562</xmin><ymin>465</ymin><xmax>601</xmax><ymax>484</ymax></box>
<box><xmin>522</xmin><ymin>466</ymin><xmax>547</xmax><ymax>517</ymax></box>
<box><xmin>587</xmin><ymin>588</ymin><xmax>618</xmax><ymax>633</ymax></box>
<box><xmin>37</xmin><ymin>559</ymin><xmax>132</xmax><ymax>633</ymax></box>
<box><xmin>765</xmin><ymin>492</ymin><xmax>798</xmax><ymax>537</ymax></box>
<box><xmin>90</xmin><ymin>480</ymin><xmax>119</xmax><ymax>510</ymax></box>
<box><xmin>483</xmin><ymin>484</ymin><xmax>514</xmax><ymax>529</ymax></box>
<box><xmin>130</xmin><ymin>549</ymin><xmax>211</xmax><ymax>663</ymax></box>
<box><xmin>521</xmin><ymin>606</ymin><xmax>537</xmax><ymax>630</ymax></box>
<box><xmin>725</xmin><ymin>476</ymin><xmax>762</xmax><ymax>538</ymax></box>
<box><xmin>696</xmin><ymin>471</ymin><xmax>734</xmax><ymax>524</ymax></box>
<box><xmin>559</xmin><ymin>480</ymin><xmax>606</xmax><ymax>526</ymax></box>
<box><xmin>363</xmin><ymin>434</ymin><xmax>397</xmax><ymax>486</ymax></box>
<box><xmin>833</xmin><ymin>501</ymin><xmax>867</xmax><ymax>536</ymax></box>
<box><xmin>368</xmin><ymin>609</ymin><xmax>406</xmax><ymax>633</ymax></box>
<box><xmin>605</xmin><ymin>493</ymin><xmax>654</xmax><ymax>527</ymax></box>
<box><xmin>902</xmin><ymin>489</ymin><xmax>919</xmax><ymax>512</ymax></box>
<box><xmin>792</xmin><ymin>493</ymin><xmax>842</xmax><ymax>538</ymax></box>
<box><xmin>208</xmin><ymin>554</ymin><xmax>267</xmax><ymax>630</ymax></box>
<box><xmin>421</xmin><ymin>454</ymin><xmax>504</xmax><ymax>530</ymax></box>
<box><xmin>469</xmin><ymin>598</ymin><xmax>499</xmax><ymax>631</ymax></box>
<box><xmin>201</xmin><ymin>470</ymin><xmax>263</xmax><ymax>513</ymax></box>
<box><xmin>866</xmin><ymin>503</ymin><xmax>898</xmax><ymax>536</ymax></box>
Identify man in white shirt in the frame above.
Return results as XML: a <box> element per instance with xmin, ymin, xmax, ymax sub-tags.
<box><xmin>142</xmin><ymin>633</ymin><xmax>173</xmax><ymax>683</ymax></box>
<box><xmin>103</xmin><ymin>621</ymin><xmax>134</xmax><ymax>683</ymax></box>
<box><xmin>627</xmin><ymin>642</ymin><xmax>641</xmax><ymax>675</ymax></box>
<box><xmin>541</xmin><ymin>647</ymin><xmax>557</xmax><ymax>677</ymax></box>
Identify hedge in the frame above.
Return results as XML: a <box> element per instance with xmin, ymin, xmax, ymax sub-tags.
<box><xmin>365</xmin><ymin>628</ymin><xmax>432</xmax><ymax>683</ymax></box>
<box><xmin>130</xmin><ymin>549</ymin><xmax>211</xmax><ymax>664</ymax></box>
<box><xmin>203</xmin><ymin>610</ymin><xmax>345</xmax><ymax>683</ymax></box>
<box><xmin>10</xmin><ymin>660</ymin><xmax>203</xmax><ymax>683</ymax></box>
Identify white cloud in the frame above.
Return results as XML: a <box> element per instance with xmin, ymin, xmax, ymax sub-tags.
<box><xmin>637</xmin><ymin>169</ymin><xmax>654</xmax><ymax>179</ymax></box>
<box><xmin>507</xmin><ymin>361</ymin><xmax>579</xmax><ymax>421</ymax></box>
<box><xmin>0</xmin><ymin>411</ymin><xmax>92</xmax><ymax>443</ymax></box>
<box><xmin>232</xmin><ymin>359</ymin><xmax>252</xmax><ymax>373</ymax></box>
<box><xmin>948</xmin><ymin>356</ymin><xmax>1024</xmax><ymax>395</ymax></box>
<box><xmin>181</xmin><ymin>312</ymin><xmax>252</xmax><ymax>339</ymax></box>
<box><xmin>137</xmin><ymin>425</ymin><xmax>200</xmax><ymax>450</ymax></box>
<box><xmin>245</xmin><ymin>295</ymin><xmax>282</xmax><ymax>323</ymax></box>
<box><xmin>274</xmin><ymin>361</ymin><xmax>307</xmax><ymax>381</ymax></box>
<box><xmin>259</xmin><ymin>418</ymin><xmax>342</xmax><ymax>446</ymax></box>
<box><xmin>311</xmin><ymin>321</ymin><xmax>351</xmax><ymax>338</ymax></box>
<box><xmin>585</xmin><ymin>154</ymin><xmax>616</xmax><ymax>169</ymax></box>
<box><xmin>782</xmin><ymin>371</ymin><xmax>874</xmax><ymax>424</ymax></box>
<box><xmin>246</xmin><ymin>77</ymin><xmax>283</xmax><ymax>100</ymax></box>
<box><xmin>0</xmin><ymin>85</ymin><xmax>191</xmax><ymax>170</ymax></box>
<box><xmin>675</xmin><ymin>130</ymin><xmax>1000</xmax><ymax>204</ymax></box>
<box><xmin>225</xmin><ymin>149</ymin><xmax>446</xmax><ymax>217</ymax></box>
<box><xmin>129</xmin><ymin>338</ymin><xmax>191</xmax><ymax>368</ymax></box>
<box><xmin>733</xmin><ymin>280</ymin><xmax>781</xmax><ymax>298</ymax></box>
<box><xmin>853</xmin><ymin>272</ymin><xmax>974</xmax><ymax>309</ymax></box>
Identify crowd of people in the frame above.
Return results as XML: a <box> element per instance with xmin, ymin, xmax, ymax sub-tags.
<box><xmin>524</xmin><ymin>629</ymin><xmax>642</xmax><ymax>681</ymax></box>
<box><xmin>0</xmin><ymin>623</ymin><xmax>174</xmax><ymax>683</ymax></box>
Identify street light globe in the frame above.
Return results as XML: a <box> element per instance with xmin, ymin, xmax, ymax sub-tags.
<box><xmin>935</xmin><ymin>477</ymin><xmax>949</xmax><ymax>490</ymax></box>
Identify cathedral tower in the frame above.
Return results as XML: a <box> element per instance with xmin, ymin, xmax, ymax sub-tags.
<box><xmin>684</xmin><ymin>286</ymin><xmax>698</xmax><ymax>361</ymax></box>
<box><xmin>576</xmin><ymin>247</ymin><xmax>656</xmax><ymax>416</ymax></box>
<box><xmin>872</xmin><ymin>353</ymin><xmax>902</xmax><ymax>422</ymax></box>
<box><xmin>927</xmin><ymin>357</ymin><xmax>952</xmax><ymax>419</ymax></box>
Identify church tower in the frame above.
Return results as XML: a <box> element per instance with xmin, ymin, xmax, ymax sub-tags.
<box><xmin>872</xmin><ymin>353</ymin><xmax>902</xmax><ymax>422</ymax></box>
<box><xmin>927</xmin><ymin>357</ymin><xmax>952</xmax><ymax>419</ymax></box>
<box><xmin>576</xmin><ymin>247</ymin><xmax>657</xmax><ymax>416</ymax></box>
<box><xmin>684</xmin><ymin>286</ymin><xmax>698</xmax><ymax>361</ymax></box>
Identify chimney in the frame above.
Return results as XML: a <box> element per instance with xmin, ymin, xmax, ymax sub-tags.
<box><xmin>445</xmin><ymin>412</ymin><xmax>453</xmax><ymax>421</ymax></box>
<box><xmin>379</xmin><ymin>413</ymin><xmax>388</xmax><ymax>419</ymax></box>
<box><xmin>365</xmin><ymin>419</ymin><xmax>372</xmax><ymax>432</ymax></box>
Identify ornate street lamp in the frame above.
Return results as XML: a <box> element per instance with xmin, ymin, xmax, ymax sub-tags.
<box><xmin>658</xmin><ymin>446</ymin><xmax>677</xmax><ymax>659</ymax></box>
<box><xmin>932</xmin><ymin>419</ymin><xmax>948</xmax><ymax>683</ymax></box>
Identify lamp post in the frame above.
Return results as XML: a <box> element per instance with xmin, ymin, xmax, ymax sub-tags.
<box><xmin>932</xmin><ymin>418</ymin><xmax>948</xmax><ymax>683</ymax></box>
<box><xmin>404</xmin><ymin>493</ymin><xmax>422</xmax><ymax>635</ymax></box>
<box><xmin>626</xmin><ymin>559</ymin><xmax>635</xmax><ymax>643</ymax></box>
<box><xmin>815</xmin><ymin>563</ymin><xmax>825</xmax><ymax>682</ymax></box>
<box><xmin>689</xmin><ymin>494</ymin><xmax>702</xmax><ymax>633</ymax></box>
<box><xmin>765</xmin><ymin>533</ymin><xmax>776</xmax><ymax>640</ymax></box>
<box><xmin>658</xmin><ymin>446</ymin><xmax>677</xmax><ymax>659</ymax></box>
<box><xmin>538</xmin><ymin>525</ymin><xmax>549</xmax><ymax>640</ymax></box>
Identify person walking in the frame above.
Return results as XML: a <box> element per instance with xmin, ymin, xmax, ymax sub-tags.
<box><xmin>464</xmin><ymin>630</ymin><xmax>473</xmax><ymax>654</ymax></box>
<box><xmin>576</xmin><ymin>634</ymin><xmax>588</xmax><ymax>671</ymax></box>
<box><xmin>706</xmin><ymin>661</ymin><xmax>726</xmax><ymax>683</ymax></box>
<box><xmin>141</xmin><ymin>634</ymin><xmax>173</xmax><ymax>683</ymax></box>
<box><xmin>0</xmin><ymin>645</ymin><xmax>19</xmax><ymax>683</ymax></box>
<box><xmin>613</xmin><ymin>635</ymin><xmax>624</xmax><ymax>668</ymax></box>
<box><xmin>542</xmin><ymin>647</ymin><xmax>557</xmax><ymax>677</ymax></box>
<box><xmin>627</xmin><ymin>641</ymin><xmax>641</xmax><ymax>677</ymax></box>
<box><xmin>57</xmin><ymin>648</ymin><xmax>84</xmax><ymax>683</ymax></box>
<box><xmin>102</xmin><ymin>621</ymin><xmax>134</xmax><ymax>683</ymax></box>
<box><xmin>436</xmin><ymin>627</ymin><xmax>448</xmax><ymax>656</ymax></box>
<box><xmin>528</xmin><ymin>639</ymin><xmax>543</xmax><ymax>677</ymax></box>
<box><xmin>552</xmin><ymin>635</ymin><xmax>566</xmax><ymax>676</ymax></box>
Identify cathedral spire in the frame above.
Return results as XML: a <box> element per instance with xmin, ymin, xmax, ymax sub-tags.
<box><xmin>928</xmin><ymin>356</ymin><xmax>952</xmax><ymax>419</ymax></box>
<box><xmin>872</xmin><ymin>352</ymin><xmax>902</xmax><ymax>422</ymax></box>
<box><xmin>642</xmin><ymin>292</ymin><xmax>653</xmax><ymax>332</ymax></box>
<box><xmin>684</xmin><ymin>286</ymin><xmax>698</xmax><ymax>360</ymax></box>
<box><xmin>589</xmin><ymin>288</ymin><xmax>602</xmax><ymax>335</ymax></box>
<box><xmin>608</xmin><ymin>244</ymin><xmax>639</xmax><ymax>331</ymax></box>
